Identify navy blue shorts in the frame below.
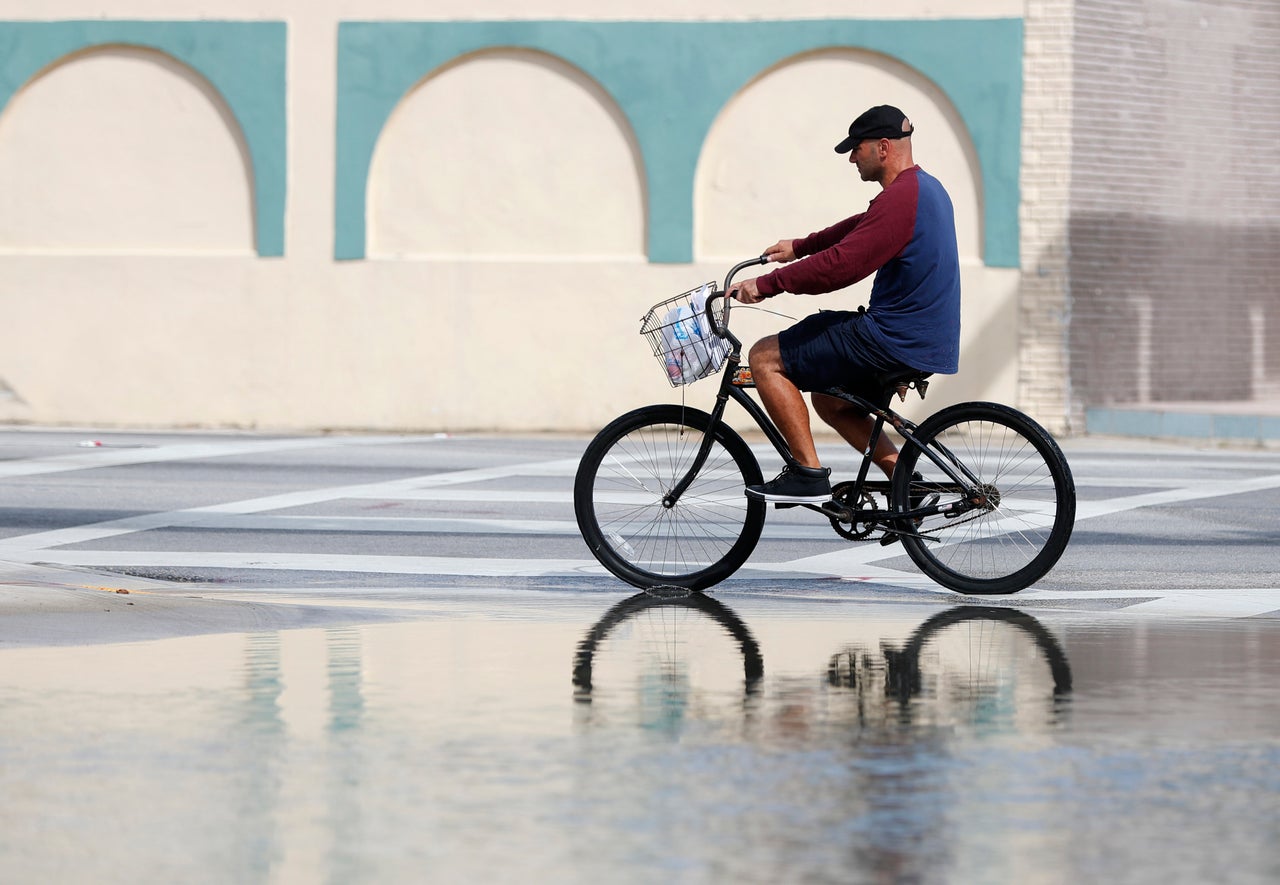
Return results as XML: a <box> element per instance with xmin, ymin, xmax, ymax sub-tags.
<box><xmin>778</xmin><ymin>310</ymin><xmax>911</xmax><ymax>399</ymax></box>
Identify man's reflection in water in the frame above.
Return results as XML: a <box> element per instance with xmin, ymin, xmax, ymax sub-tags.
<box><xmin>827</xmin><ymin>605</ymin><xmax>1073</xmax><ymax>731</ymax></box>
<box><xmin>822</xmin><ymin>607</ymin><xmax>1072</xmax><ymax>881</ymax></box>
<box><xmin>573</xmin><ymin>593</ymin><xmax>1071</xmax><ymax>738</ymax></box>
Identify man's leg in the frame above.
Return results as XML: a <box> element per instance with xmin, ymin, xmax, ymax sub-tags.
<box><xmin>749</xmin><ymin>335</ymin><xmax>821</xmax><ymax>467</ymax></box>
<box><xmin>814</xmin><ymin>392</ymin><xmax>920</xmax><ymax>547</ymax></box>
<box><xmin>743</xmin><ymin>335</ymin><xmax>831</xmax><ymax>503</ymax></box>
<box><xmin>812</xmin><ymin>393</ymin><xmax>899</xmax><ymax>478</ymax></box>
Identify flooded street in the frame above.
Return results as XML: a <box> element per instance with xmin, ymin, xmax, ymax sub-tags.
<box><xmin>3</xmin><ymin>588</ymin><xmax>1277</xmax><ymax>883</ymax></box>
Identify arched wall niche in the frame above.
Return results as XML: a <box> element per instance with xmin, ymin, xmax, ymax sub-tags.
<box><xmin>367</xmin><ymin>47</ymin><xmax>646</xmax><ymax>259</ymax></box>
<box><xmin>0</xmin><ymin>20</ymin><xmax>286</xmax><ymax>256</ymax></box>
<box><xmin>0</xmin><ymin>44</ymin><xmax>256</xmax><ymax>253</ymax></box>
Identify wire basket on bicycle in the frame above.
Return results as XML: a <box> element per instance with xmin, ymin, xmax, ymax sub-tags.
<box><xmin>640</xmin><ymin>282</ymin><xmax>729</xmax><ymax>387</ymax></box>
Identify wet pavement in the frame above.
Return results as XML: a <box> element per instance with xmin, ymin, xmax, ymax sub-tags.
<box><xmin>2</xmin><ymin>429</ymin><xmax>1280</xmax><ymax>882</ymax></box>
<box><xmin>2</xmin><ymin>587</ymin><xmax>1278</xmax><ymax>882</ymax></box>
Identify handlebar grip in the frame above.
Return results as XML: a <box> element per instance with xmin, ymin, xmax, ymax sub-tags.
<box><xmin>709</xmin><ymin>254</ymin><xmax>771</xmax><ymax>338</ymax></box>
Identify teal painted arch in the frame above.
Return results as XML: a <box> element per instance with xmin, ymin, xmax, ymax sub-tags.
<box><xmin>337</xmin><ymin>19</ymin><xmax>1022</xmax><ymax>267</ymax></box>
<box><xmin>0</xmin><ymin>20</ymin><xmax>287</xmax><ymax>257</ymax></box>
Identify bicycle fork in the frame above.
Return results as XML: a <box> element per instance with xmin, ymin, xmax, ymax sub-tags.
<box><xmin>661</xmin><ymin>364</ymin><xmax>781</xmax><ymax>508</ymax></box>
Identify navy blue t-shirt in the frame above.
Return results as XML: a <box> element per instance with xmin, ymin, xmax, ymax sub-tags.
<box><xmin>755</xmin><ymin>166</ymin><xmax>961</xmax><ymax>374</ymax></box>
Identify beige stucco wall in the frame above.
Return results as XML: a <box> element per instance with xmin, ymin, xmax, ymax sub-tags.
<box><xmin>0</xmin><ymin>0</ymin><xmax>1024</xmax><ymax>432</ymax></box>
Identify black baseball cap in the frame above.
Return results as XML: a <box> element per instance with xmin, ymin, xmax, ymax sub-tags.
<box><xmin>834</xmin><ymin>105</ymin><xmax>914</xmax><ymax>153</ymax></box>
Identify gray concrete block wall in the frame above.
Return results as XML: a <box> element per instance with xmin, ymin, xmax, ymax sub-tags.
<box><xmin>1067</xmin><ymin>0</ymin><xmax>1280</xmax><ymax>411</ymax></box>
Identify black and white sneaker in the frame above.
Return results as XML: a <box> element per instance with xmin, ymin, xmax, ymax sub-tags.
<box><xmin>745</xmin><ymin>465</ymin><xmax>832</xmax><ymax>503</ymax></box>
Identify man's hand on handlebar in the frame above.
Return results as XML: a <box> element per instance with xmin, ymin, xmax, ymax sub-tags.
<box><xmin>728</xmin><ymin>242</ymin><xmax>797</xmax><ymax>302</ymax></box>
<box><xmin>764</xmin><ymin>239</ymin><xmax>797</xmax><ymax>264</ymax></box>
<box><xmin>729</xmin><ymin>277</ymin><xmax>769</xmax><ymax>304</ymax></box>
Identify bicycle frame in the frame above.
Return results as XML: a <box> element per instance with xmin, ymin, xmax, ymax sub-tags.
<box><xmin>661</xmin><ymin>258</ymin><xmax>988</xmax><ymax>536</ymax></box>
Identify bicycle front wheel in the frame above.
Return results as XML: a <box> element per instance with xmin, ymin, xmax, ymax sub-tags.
<box><xmin>574</xmin><ymin>405</ymin><xmax>765</xmax><ymax>590</ymax></box>
<box><xmin>892</xmin><ymin>402</ymin><xmax>1075</xmax><ymax>595</ymax></box>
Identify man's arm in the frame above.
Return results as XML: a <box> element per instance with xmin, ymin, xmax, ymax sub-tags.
<box><xmin>791</xmin><ymin>213</ymin><xmax>864</xmax><ymax>259</ymax></box>
<box><xmin>756</xmin><ymin>180</ymin><xmax>916</xmax><ymax>296</ymax></box>
<box><xmin>756</xmin><ymin>214</ymin><xmax>865</xmax><ymax>270</ymax></box>
<box><xmin>732</xmin><ymin>233</ymin><xmax>833</xmax><ymax>301</ymax></box>
<box><xmin>733</xmin><ymin>199</ymin><xmax>896</xmax><ymax>302</ymax></box>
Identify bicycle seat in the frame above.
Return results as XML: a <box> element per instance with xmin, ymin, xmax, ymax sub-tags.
<box><xmin>876</xmin><ymin>369</ymin><xmax>932</xmax><ymax>405</ymax></box>
<box><xmin>820</xmin><ymin>369</ymin><xmax>932</xmax><ymax>407</ymax></box>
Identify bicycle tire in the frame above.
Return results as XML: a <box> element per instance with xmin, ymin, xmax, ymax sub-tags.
<box><xmin>891</xmin><ymin>402</ymin><xmax>1075</xmax><ymax>595</ymax></box>
<box><xmin>573</xmin><ymin>589</ymin><xmax>764</xmax><ymax>694</ymax></box>
<box><xmin>892</xmin><ymin>605</ymin><xmax>1073</xmax><ymax>699</ymax></box>
<box><xmin>574</xmin><ymin>405</ymin><xmax>765</xmax><ymax>590</ymax></box>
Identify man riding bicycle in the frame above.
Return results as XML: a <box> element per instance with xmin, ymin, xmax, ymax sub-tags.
<box><xmin>728</xmin><ymin>104</ymin><xmax>961</xmax><ymax>504</ymax></box>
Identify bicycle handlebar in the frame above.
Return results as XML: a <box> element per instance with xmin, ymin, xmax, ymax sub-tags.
<box><xmin>707</xmin><ymin>254</ymin><xmax>769</xmax><ymax>340</ymax></box>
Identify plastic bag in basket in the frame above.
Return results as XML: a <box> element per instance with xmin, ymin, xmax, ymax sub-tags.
<box><xmin>660</xmin><ymin>284</ymin><xmax>728</xmax><ymax>384</ymax></box>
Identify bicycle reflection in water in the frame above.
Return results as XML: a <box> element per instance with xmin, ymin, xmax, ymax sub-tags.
<box><xmin>572</xmin><ymin>590</ymin><xmax>1072</xmax><ymax>738</ymax></box>
<box><xmin>826</xmin><ymin>605</ymin><xmax>1073</xmax><ymax>734</ymax></box>
<box><xmin>572</xmin><ymin>587</ymin><xmax>764</xmax><ymax>734</ymax></box>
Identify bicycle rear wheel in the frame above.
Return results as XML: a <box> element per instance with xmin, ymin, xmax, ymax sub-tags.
<box><xmin>892</xmin><ymin>402</ymin><xmax>1075</xmax><ymax>595</ymax></box>
<box><xmin>574</xmin><ymin>405</ymin><xmax>765</xmax><ymax>590</ymax></box>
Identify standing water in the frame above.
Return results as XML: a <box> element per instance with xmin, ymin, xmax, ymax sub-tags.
<box><xmin>1</xmin><ymin>589</ymin><xmax>1277</xmax><ymax>883</ymax></box>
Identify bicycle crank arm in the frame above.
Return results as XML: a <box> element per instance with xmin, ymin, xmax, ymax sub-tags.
<box><xmin>773</xmin><ymin>500</ymin><xmax>859</xmax><ymax>521</ymax></box>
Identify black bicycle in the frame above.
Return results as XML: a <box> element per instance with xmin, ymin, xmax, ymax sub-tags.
<box><xmin>574</xmin><ymin>257</ymin><xmax>1076</xmax><ymax>595</ymax></box>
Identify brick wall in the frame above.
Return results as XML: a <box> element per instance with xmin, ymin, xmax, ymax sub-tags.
<box><xmin>1019</xmin><ymin>0</ymin><xmax>1077</xmax><ymax>433</ymax></box>
<box><xmin>1067</xmin><ymin>0</ymin><xmax>1280</xmax><ymax>409</ymax></box>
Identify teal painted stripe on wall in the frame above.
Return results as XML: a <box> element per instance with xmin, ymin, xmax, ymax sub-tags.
<box><xmin>0</xmin><ymin>21</ymin><xmax>287</xmax><ymax>257</ymax></box>
<box><xmin>336</xmin><ymin>19</ymin><xmax>1022</xmax><ymax>266</ymax></box>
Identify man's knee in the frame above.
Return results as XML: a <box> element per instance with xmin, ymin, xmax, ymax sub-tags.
<box><xmin>749</xmin><ymin>336</ymin><xmax>784</xmax><ymax>372</ymax></box>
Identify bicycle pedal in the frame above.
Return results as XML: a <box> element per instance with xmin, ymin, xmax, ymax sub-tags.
<box><xmin>819</xmin><ymin>501</ymin><xmax>852</xmax><ymax>520</ymax></box>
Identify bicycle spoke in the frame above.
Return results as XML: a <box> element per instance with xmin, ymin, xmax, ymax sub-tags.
<box><xmin>577</xmin><ymin>410</ymin><xmax>764</xmax><ymax>587</ymax></box>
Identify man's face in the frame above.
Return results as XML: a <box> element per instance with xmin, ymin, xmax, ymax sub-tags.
<box><xmin>848</xmin><ymin>139</ymin><xmax>881</xmax><ymax>182</ymax></box>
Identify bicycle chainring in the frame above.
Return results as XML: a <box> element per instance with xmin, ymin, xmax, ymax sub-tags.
<box><xmin>827</xmin><ymin>481</ymin><xmax>880</xmax><ymax>540</ymax></box>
